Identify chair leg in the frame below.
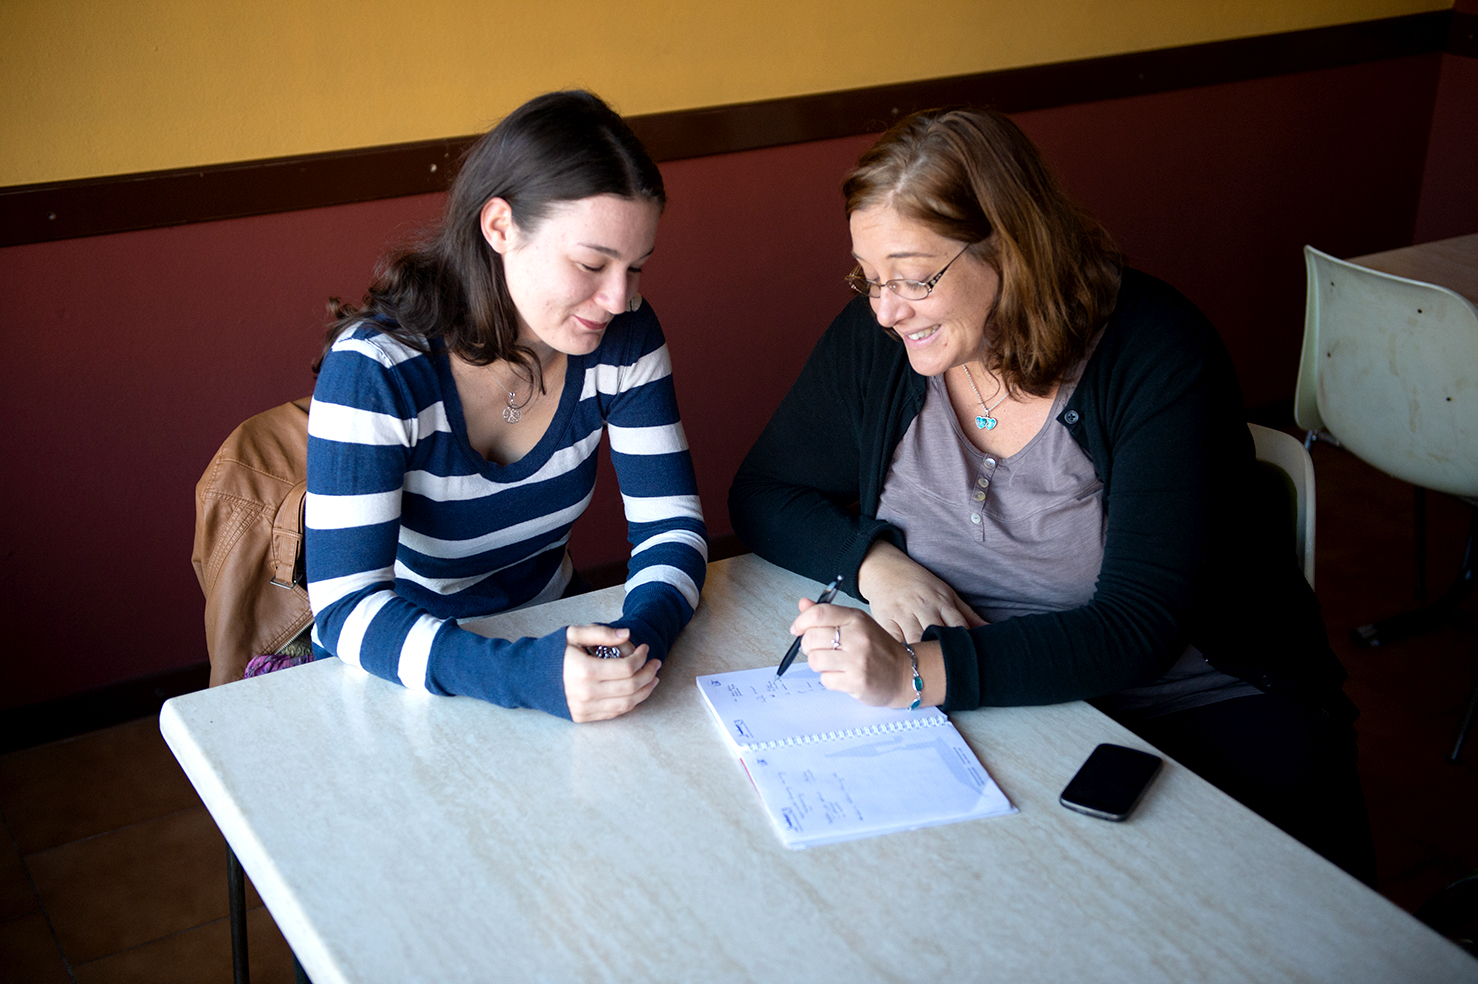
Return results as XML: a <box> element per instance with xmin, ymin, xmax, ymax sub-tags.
<box><xmin>1304</xmin><ymin>428</ymin><xmax>1342</xmax><ymax>450</ymax></box>
<box><xmin>228</xmin><ymin>846</ymin><xmax>250</xmax><ymax>984</ymax></box>
<box><xmin>1415</xmin><ymin>486</ymin><xmax>1427</xmax><ymax>601</ymax></box>
<box><xmin>1414</xmin><ymin>872</ymin><xmax>1478</xmax><ymax>957</ymax></box>
<box><xmin>1352</xmin><ymin>505</ymin><xmax>1476</xmax><ymax>648</ymax></box>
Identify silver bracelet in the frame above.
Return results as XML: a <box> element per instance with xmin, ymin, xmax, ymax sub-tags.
<box><xmin>904</xmin><ymin>643</ymin><xmax>922</xmax><ymax>711</ymax></box>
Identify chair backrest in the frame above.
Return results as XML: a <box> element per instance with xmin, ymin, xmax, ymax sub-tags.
<box><xmin>1248</xmin><ymin>423</ymin><xmax>1316</xmax><ymax>589</ymax></box>
<box><xmin>1295</xmin><ymin>246</ymin><xmax>1478</xmax><ymax>498</ymax></box>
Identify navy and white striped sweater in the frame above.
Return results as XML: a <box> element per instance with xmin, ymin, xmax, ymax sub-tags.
<box><xmin>306</xmin><ymin>304</ymin><xmax>707</xmax><ymax>718</ymax></box>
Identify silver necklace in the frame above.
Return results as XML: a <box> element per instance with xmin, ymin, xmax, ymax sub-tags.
<box><xmin>491</xmin><ymin>368</ymin><xmax>530</xmax><ymax>424</ymax></box>
<box><xmin>961</xmin><ymin>364</ymin><xmax>1006</xmax><ymax>431</ymax></box>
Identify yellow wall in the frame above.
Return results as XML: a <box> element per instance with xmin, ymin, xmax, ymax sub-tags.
<box><xmin>1</xmin><ymin>0</ymin><xmax>1448</xmax><ymax>186</ymax></box>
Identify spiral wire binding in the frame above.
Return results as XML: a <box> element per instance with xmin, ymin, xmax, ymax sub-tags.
<box><xmin>744</xmin><ymin>714</ymin><xmax>947</xmax><ymax>751</ymax></box>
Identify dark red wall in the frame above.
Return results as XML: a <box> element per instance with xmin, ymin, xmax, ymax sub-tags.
<box><xmin>0</xmin><ymin>53</ymin><xmax>1463</xmax><ymax>709</ymax></box>
<box><xmin>1018</xmin><ymin>55</ymin><xmax>1440</xmax><ymax>407</ymax></box>
<box><xmin>1414</xmin><ymin>52</ymin><xmax>1478</xmax><ymax>242</ymax></box>
<box><xmin>1</xmin><ymin>196</ymin><xmax>442</xmax><ymax>704</ymax></box>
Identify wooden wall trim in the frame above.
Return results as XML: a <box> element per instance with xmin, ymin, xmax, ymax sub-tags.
<box><xmin>0</xmin><ymin>662</ymin><xmax>209</xmax><ymax>754</ymax></box>
<box><xmin>0</xmin><ymin>10</ymin><xmax>1456</xmax><ymax>249</ymax></box>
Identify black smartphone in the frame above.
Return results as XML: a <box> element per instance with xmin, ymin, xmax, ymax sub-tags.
<box><xmin>1059</xmin><ymin>743</ymin><xmax>1162</xmax><ymax>821</ymax></box>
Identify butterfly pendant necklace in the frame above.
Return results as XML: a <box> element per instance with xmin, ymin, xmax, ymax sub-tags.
<box><xmin>961</xmin><ymin>363</ymin><xmax>1007</xmax><ymax>430</ymax></box>
<box><xmin>490</xmin><ymin>366</ymin><xmax>532</xmax><ymax>424</ymax></box>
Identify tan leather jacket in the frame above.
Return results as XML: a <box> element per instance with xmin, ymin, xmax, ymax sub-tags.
<box><xmin>191</xmin><ymin>398</ymin><xmax>313</xmax><ymax>686</ymax></box>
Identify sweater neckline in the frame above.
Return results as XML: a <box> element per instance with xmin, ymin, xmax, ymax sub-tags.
<box><xmin>434</xmin><ymin>343</ymin><xmax>584</xmax><ymax>484</ymax></box>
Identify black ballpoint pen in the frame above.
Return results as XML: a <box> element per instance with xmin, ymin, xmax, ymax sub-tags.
<box><xmin>776</xmin><ymin>575</ymin><xmax>844</xmax><ymax>677</ymax></box>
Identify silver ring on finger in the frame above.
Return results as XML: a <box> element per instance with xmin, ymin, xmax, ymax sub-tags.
<box><xmin>832</xmin><ymin>626</ymin><xmax>842</xmax><ymax>650</ymax></box>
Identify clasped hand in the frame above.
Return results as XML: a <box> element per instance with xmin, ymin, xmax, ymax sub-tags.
<box><xmin>563</xmin><ymin>625</ymin><xmax>660</xmax><ymax>723</ymax></box>
<box><xmin>857</xmin><ymin>540</ymin><xmax>986</xmax><ymax>643</ymax></box>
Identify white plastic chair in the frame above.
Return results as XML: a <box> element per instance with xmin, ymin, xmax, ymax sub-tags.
<box><xmin>1295</xmin><ymin>246</ymin><xmax>1478</xmax><ymax>498</ymax></box>
<box><xmin>1295</xmin><ymin>245</ymin><xmax>1478</xmax><ymax>760</ymax></box>
<box><xmin>1249</xmin><ymin>423</ymin><xmax>1316</xmax><ymax>589</ymax></box>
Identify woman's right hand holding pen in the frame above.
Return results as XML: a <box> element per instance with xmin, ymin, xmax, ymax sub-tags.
<box><xmin>791</xmin><ymin>599</ymin><xmax>947</xmax><ymax>709</ymax></box>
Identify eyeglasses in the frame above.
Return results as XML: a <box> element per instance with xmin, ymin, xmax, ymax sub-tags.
<box><xmin>845</xmin><ymin>244</ymin><xmax>972</xmax><ymax>301</ymax></box>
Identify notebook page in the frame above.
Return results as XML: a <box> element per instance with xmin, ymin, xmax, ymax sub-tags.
<box><xmin>741</xmin><ymin>726</ymin><xmax>1016</xmax><ymax>849</ymax></box>
<box><xmin>696</xmin><ymin>663</ymin><xmax>946</xmax><ymax>751</ymax></box>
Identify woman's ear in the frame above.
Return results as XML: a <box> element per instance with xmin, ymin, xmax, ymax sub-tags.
<box><xmin>480</xmin><ymin>198</ymin><xmax>515</xmax><ymax>254</ymax></box>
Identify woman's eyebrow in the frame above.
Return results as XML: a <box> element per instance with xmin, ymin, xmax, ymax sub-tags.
<box><xmin>578</xmin><ymin>242</ymin><xmax>656</xmax><ymax>260</ymax></box>
<box><xmin>850</xmin><ymin>250</ymin><xmax>939</xmax><ymax>261</ymax></box>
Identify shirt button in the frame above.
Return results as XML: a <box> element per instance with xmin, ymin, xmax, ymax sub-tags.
<box><xmin>984</xmin><ymin>457</ymin><xmax>996</xmax><ymax>468</ymax></box>
<box><xmin>1063</xmin><ymin>410</ymin><xmax>1080</xmax><ymax>424</ymax></box>
<box><xmin>973</xmin><ymin>491</ymin><xmax>986</xmax><ymax>501</ymax></box>
<box><xmin>977</xmin><ymin>477</ymin><xmax>989</xmax><ymax>488</ymax></box>
<box><xmin>970</xmin><ymin>513</ymin><xmax>981</xmax><ymax>524</ymax></box>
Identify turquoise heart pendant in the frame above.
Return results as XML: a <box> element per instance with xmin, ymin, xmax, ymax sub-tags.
<box><xmin>976</xmin><ymin>415</ymin><xmax>997</xmax><ymax>430</ymax></box>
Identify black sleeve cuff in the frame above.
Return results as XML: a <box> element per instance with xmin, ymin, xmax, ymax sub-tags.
<box><xmin>928</xmin><ymin>624</ymin><xmax>982</xmax><ymax>713</ymax></box>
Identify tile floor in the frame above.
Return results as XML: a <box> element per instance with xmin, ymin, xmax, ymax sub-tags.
<box><xmin>0</xmin><ymin>435</ymin><xmax>1474</xmax><ymax>982</ymax></box>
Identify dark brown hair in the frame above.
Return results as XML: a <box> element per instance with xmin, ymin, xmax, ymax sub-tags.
<box><xmin>316</xmin><ymin>90</ymin><xmax>665</xmax><ymax>389</ymax></box>
<box><xmin>843</xmin><ymin>107</ymin><xmax>1119</xmax><ymax>397</ymax></box>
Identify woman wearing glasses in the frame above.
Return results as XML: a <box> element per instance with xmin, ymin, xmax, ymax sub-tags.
<box><xmin>728</xmin><ymin>107</ymin><xmax>1373</xmax><ymax>880</ymax></box>
<box><xmin>307</xmin><ymin>91</ymin><xmax>706</xmax><ymax>723</ymax></box>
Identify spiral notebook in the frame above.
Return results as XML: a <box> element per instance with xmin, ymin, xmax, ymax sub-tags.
<box><xmin>696</xmin><ymin>663</ymin><xmax>1015</xmax><ymax>849</ymax></box>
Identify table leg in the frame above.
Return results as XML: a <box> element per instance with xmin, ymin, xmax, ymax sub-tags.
<box><xmin>228</xmin><ymin>846</ymin><xmax>249</xmax><ymax>984</ymax></box>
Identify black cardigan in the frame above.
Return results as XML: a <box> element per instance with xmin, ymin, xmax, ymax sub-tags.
<box><xmin>729</xmin><ymin>269</ymin><xmax>1353</xmax><ymax>723</ymax></box>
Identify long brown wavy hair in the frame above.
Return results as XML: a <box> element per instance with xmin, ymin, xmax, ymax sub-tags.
<box><xmin>843</xmin><ymin>107</ymin><xmax>1120</xmax><ymax>397</ymax></box>
<box><xmin>315</xmin><ymin>90</ymin><xmax>665</xmax><ymax>391</ymax></box>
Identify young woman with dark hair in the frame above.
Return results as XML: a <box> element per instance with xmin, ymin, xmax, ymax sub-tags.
<box><xmin>307</xmin><ymin>90</ymin><xmax>707</xmax><ymax>723</ymax></box>
<box><xmin>729</xmin><ymin>106</ymin><xmax>1375</xmax><ymax>881</ymax></box>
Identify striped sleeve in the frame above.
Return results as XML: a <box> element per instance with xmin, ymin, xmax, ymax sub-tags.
<box><xmin>305</xmin><ymin>327</ymin><xmax>568</xmax><ymax>716</ymax></box>
<box><xmin>599</xmin><ymin>308</ymin><xmax>709</xmax><ymax>661</ymax></box>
